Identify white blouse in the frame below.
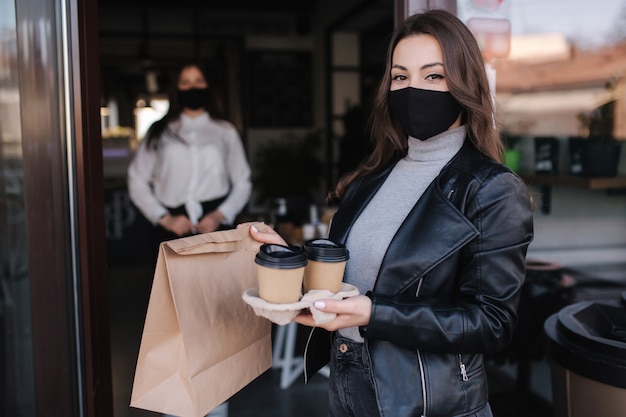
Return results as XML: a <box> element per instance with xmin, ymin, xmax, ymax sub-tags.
<box><xmin>127</xmin><ymin>113</ymin><xmax>252</xmax><ymax>225</ymax></box>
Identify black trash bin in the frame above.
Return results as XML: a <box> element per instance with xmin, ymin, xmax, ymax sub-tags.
<box><xmin>544</xmin><ymin>292</ymin><xmax>626</xmax><ymax>417</ymax></box>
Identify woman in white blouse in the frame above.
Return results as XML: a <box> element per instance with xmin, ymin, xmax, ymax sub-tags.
<box><xmin>127</xmin><ymin>63</ymin><xmax>252</xmax><ymax>245</ymax></box>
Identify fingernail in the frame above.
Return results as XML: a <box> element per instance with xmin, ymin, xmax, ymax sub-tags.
<box><xmin>314</xmin><ymin>301</ymin><xmax>325</xmax><ymax>309</ymax></box>
<box><xmin>251</xmin><ymin>225</ymin><xmax>258</xmax><ymax>232</ymax></box>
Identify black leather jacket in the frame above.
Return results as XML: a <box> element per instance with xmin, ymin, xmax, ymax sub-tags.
<box><xmin>304</xmin><ymin>141</ymin><xmax>534</xmax><ymax>417</ymax></box>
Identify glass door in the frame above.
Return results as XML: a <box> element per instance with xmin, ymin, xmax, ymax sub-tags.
<box><xmin>1</xmin><ymin>0</ymin><xmax>112</xmax><ymax>415</ymax></box>
<box><xmin>0</xmin><ymin>1</ymin><xmax>35</xmax><ymax>414</ymax></box>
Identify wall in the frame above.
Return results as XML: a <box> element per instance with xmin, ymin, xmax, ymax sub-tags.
<box><xmin>243</xmin><ymin>0</ymin><xmax>373</xmax><ymax>213</ymax></box>
<box><xmin>242</xmin><ymin>34</ymin><xmax>319</xmax><ymax>213</ymax></box>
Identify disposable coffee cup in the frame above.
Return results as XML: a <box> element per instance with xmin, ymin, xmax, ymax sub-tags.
<box><xmin>255</xmin><ymin>244</ymin><xmax>308</xmax><ymax>304</ymax></box>
<box><xmin>302</xmin><ymin>239</ymin><xmax>350</xmax><ymax>293</ymax></box>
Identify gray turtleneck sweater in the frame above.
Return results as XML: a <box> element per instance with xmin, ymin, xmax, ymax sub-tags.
<box><xmin>339</xmin><ymin>126</ymin><xmax>466</xmax><ymax>342</ymax></box>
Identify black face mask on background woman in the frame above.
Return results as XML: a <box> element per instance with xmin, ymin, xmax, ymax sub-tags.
<box><xmin>389</xmin><ymin>87</ymin><xmax>463</xmax><ymax>140</ymax></box>
<box><xmin>177</xmin><ymin>87</ymin><xmax>210</xmax><ymax>110</ymax></box>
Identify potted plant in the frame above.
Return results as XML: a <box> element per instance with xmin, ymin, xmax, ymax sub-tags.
<box><xmin>501</xmin><ymin>132</ymin><xmax>523</xmax><ymax>173</ymax></box>
<box><xmin>575</xmin><ymin>101</ymin><xmax>622</xmax><ymax>177</ymax></box>
<box><xmin>500</xmin><ymin>120</ymin><xmax>536</xmax><ymax>173</ymax></box>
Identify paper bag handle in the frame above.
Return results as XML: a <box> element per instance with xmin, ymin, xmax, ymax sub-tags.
<box><xmin>163</xmin><ymin>224</ymin><xmax>263</xmax><ymax>256</ymax></box>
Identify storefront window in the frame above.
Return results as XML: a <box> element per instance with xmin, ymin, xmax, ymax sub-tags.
<box><xmin>500</xmin><ymin>0</ymin><xmax>626</xmax><ymax>139</ymax></box>
<box><xmin>0</xmin><ymin>0</ymin><xmax>36</xmax><ymax>414</ymax></box>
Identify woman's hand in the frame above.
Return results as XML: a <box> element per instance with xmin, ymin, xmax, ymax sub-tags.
<box><xmin>237</xmin><ymin>222</ymin><xmax>287</xmax><ymax>246</ymax></box>
<box><xmin>293</xmin><ymin>295</ymin><xmax>372</xmax><ymax>331</ymax></box>
<box><xmin>159</xmin><ymin>214</ymin><xmax>193</xmax><ymax>236</ymax></box>
<box><xmin>197</xmin><ymin>210</ymin><xmax>225</xmax><ymax>234</ymax></box>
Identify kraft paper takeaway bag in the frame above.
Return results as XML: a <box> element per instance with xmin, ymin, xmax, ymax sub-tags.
<box><xmin>131</xmin><ymin>225</ymin><xmax>272</xmax><ymax>417</ymax></box>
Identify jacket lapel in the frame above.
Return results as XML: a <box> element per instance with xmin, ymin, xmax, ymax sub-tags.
<box><xmin>329</xmin><ymin>160</ymin><xmax>480</xmax><ymax>297</ymax></box>
<box><xmin>375</xmin><ymin>183</ymin><xmax>479</xmax><ymax>295</ymax></box>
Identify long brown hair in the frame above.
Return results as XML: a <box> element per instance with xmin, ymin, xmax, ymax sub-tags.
<box><xmin>329</xmin><ymin>9</ymin><xmax>504</xmax><ymax>201</ymax></box>
<box><xmin>144</xmin><ymin>62</ymin><xmax>227</xmax><ymax>149</ymax></box>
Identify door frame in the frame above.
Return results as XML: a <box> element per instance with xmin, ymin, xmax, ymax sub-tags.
<box><xmin>16</xmin><ymin>0</ymin><xmax>113</xmax><ymax>414</ymax></box>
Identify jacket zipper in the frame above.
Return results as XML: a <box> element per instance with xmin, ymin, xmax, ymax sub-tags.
<box><xmin>415</xmin><ymin>278</ymin><xmax>428</xmax><ymax>417</ymax></box>
<box><xmin>459</xmin><ymin>354</ymin><xmax>469</xmax><ymax>381</ymax></box>
<box><xmin>414</xmin><ymin>287</ymin><xmax>469</xmax><ymax>415</ymax></box>
<box><xmin>415</xmin><ymin>278</ymin><xmax>424</xmax><ymax>297</ymax></box>
<box><xmin>417</xmin><ymin>349</ymin><xmax>428</xmax><ymax>417</ymax></box>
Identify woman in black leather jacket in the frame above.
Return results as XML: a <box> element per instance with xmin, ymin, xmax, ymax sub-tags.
<box><xmin>246</xmin><ymin>9</ymin><xmax>534</xmax><ymax>417</ymax></box>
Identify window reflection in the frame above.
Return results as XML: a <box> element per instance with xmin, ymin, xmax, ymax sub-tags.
<box><xmin>485</xmin><ymin>0</ymin><xmax>626</xmax><ymax>174</ymax></box>
<box><xmin>0</xmin><ymin>1</ymin><xmax>36</xmax><ymax>414</ymax></box>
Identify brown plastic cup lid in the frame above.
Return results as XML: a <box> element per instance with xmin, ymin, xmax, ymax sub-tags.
<box><xmin>255</xmin><ymin>244</ymin><xmax>308</xmax><ymax>269</ymax></box>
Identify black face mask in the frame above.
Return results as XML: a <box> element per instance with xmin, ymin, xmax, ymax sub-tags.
<box><xmin>389</xmin><ymin>87</ymin><xmax>463</xmax><ymax>140</ymax></box>
<box><xmin>177</xmin><ymin>87</ymin><xmax>210</xmax><ymax>110</ymax></box>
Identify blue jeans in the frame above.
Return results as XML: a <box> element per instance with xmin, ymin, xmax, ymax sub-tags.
<box><xmin>326</xmin><ymin>334</ymin><xmax>494</xmax><ymax>417</ymax></box>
